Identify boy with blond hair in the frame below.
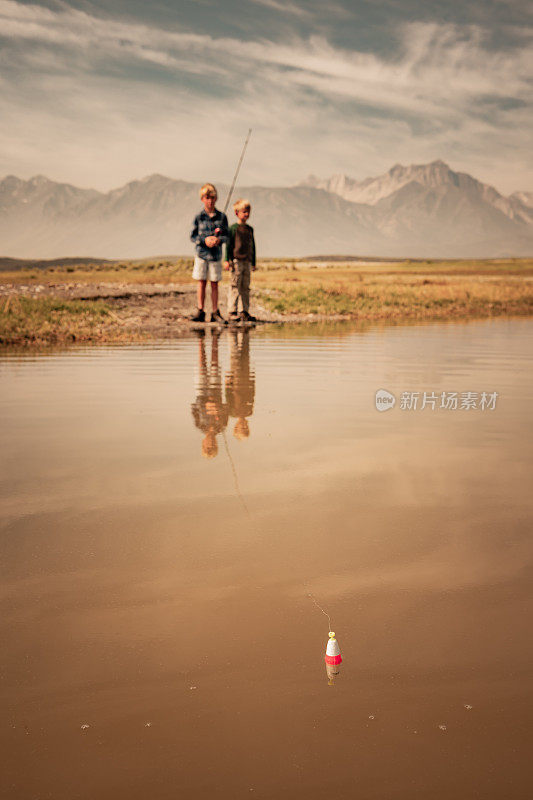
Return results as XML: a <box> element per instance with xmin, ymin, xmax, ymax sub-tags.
<box><xmin>190</xmin><ymin>183</ymin><xmax>229</xmax><ymax>323</ymax></box>
<box><xmin>224</xmin><ymin>198</ymin><xmax>257</xmax><ymax>323</ymax></box>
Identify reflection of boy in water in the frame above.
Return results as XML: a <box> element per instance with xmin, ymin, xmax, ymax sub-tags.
<box><xmin>191</xmin><ymin>331</ymin><xmax>228</xmax><ymax>458</ymax></box>
<box><xmin>225</xmin><ymin>329</ymin><xmax>255</xmax><ymax>440</ymax></box>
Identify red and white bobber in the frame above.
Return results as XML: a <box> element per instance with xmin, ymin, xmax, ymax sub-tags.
<box><xmin>325</xmin><ymin>631</ymin><xmax>342</xmax><ymax>685</ymax></box>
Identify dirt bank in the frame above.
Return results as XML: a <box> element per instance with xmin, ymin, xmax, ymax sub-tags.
<box><xmin>0</xmin><ymin>282</ymin><xmax>352</xmax><ymax>345</ymax></box>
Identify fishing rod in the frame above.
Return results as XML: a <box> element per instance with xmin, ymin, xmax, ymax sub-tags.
<box><xmin>223</xmin><ymin>128</ymin><xmax>252</xmax><ymax>214</ymax></box>
<box><xmin>213</xmin><ymin>129</ymin><xmax>252</xmax><ymax>242</ymax></box>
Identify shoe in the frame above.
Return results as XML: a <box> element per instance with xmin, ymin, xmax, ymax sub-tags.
<box><xmin>190</xmin><ymin>308</ymin><xmax>205</xmax><ymax>322</ymax></box>
<box><xmin>240</xmin><ymin>310</ymin><xmax>257</xmax><ymax>322</ymax></box>
<box><xmin>228</xmin><ymin>312</ymin><xmax>240</xmax><ymax>324</ymax></box>
<box><xmin>210</xmin><ymin>309</ymin><xmax>227</xmax><ymax>324</ymax></box>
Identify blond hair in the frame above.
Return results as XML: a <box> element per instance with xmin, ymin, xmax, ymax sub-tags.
<box><xmin>202</xmin><ymin>432</ymin><xmax>218</xmax><ymax>458</ymax></box>
<box><xmin>233</xmin><ymin>198</ymin><xmax>251</xmax><ymax>214</ymax></box>
<box><xmin>233</xmin><ymin>418</ymin><xmax>250</xmax><ymax>440</ymax></box>
<box><xmin>200</xmin><ymin>183</ymin><xmax>217</xmax><ymax>199</ymax></box>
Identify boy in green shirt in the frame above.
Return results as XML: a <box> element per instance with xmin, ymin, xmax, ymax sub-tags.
<box><xmin>224</xmin><ymin>198</ymin><xmax>257</xmax><ymax>322</ymax></box>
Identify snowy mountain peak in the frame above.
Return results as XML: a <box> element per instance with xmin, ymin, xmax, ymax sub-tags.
<box><xmin>301</xmin><ymin>160</ymin><xmax>493</xmax><ymax>206</ymax></box>
<box><xmin>511</xmin><ymin>191</ymin><xmax>533</xmax><ymax>209</ymax></box>
<box><xmin>28</xmin><ymin>175</ymin><xmax>53</xmax><ymax>187</ymax></box>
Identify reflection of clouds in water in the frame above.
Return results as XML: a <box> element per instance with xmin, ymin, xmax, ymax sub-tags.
<box><xmin>191</xmin><ymin>329</ymin><xmax>256</xmax><ymax>457</ymax></box>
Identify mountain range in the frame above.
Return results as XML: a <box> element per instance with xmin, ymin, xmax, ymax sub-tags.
<box><xmin>1</xmin><ymin>160</ymin><xmax>531</xmax><ymax>259</ymax></box>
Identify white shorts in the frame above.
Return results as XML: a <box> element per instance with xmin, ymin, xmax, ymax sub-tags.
<box><xmin>192</xmin><ymin>257</ymin><xmax>222</xmax><ymax>282</ymax></box>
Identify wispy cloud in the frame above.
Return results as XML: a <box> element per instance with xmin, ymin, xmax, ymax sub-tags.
<box><xmin>2</xmin><ymin>1</ymin><xmax>529</xmax><ymax>109</ymax></box>
<box><xmin>248</xmin><ymin>0</ymin><xmax>309</xmax><ymax>17</ymax></box>
<box><xmin>0</xmin><ymin>0</ymin><xmax>531</xmax><ymax>193</ymax></box>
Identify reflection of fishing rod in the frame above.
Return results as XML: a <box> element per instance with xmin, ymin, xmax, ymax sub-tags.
<box><xmin>214</xmin><ymin>129</ymin><xmax>253</xmax><ymax>237</ymax></box>
<box><xmin>221</xmin><ymin>428</ymin><xmax>250</xmax><ymax>518</ymax></box>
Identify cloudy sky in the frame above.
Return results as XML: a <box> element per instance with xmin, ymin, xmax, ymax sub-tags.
<box><xmin>1</xmin><ymin>0</ymin><xmax>531</xmax><ymax>194</ymax></box>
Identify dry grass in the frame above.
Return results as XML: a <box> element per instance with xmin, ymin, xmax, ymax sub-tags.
<box><xmin>1</xmin><ymin>257</ymin><xmax>531</xmax><ymax>345</ymax></box>
<box><xmin>0</xmin><ymin>257</ymin><xmax>194</xmax><ymax>286</ymax></box>
<box><xmin>2</xmin><ymin>256</ymin><xmax>532</xmax><ymax>287</ymax></box>
<box><xmin>255</xmin><ymin>267</ymin><xmax>532</xmax><ymax>320</ymax></box>
<box><xmin>0</xmin><ymin>295</ymin><xmax>144</xmax><ymax>345</ymax></box>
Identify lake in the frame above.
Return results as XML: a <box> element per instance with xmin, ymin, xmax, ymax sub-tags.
<box><xmin>1</xmin><ymin>318</ymin><xmax>532</xmax><ymax>799</ymax></box>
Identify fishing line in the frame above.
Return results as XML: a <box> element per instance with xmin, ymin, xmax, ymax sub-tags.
<box><xmin>221</xmin><ymin>425</ymin><xmax>336</xmax><ymax>644</ymax></box>
<box><xmin>217</xmin><ymin>126</ymin><xmax>336</xmax><ymax>648</ymax></box>
<box><xmin>307</xmin><ymin>592</ymin><xmax>332</xmax><ymax>632</ymax></box>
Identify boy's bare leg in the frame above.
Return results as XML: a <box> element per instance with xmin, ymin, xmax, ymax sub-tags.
<box><xmin>210</xmin><ymin>280</ymin><xmax>219</xmax><ymax>311</ymax></box>
<box><xmin>197</xmin><ymin>279</ymin><xmax>207</xmax><ymax>310</ymax></box>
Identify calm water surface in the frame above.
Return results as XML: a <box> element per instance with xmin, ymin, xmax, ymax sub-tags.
<box><xmin>1</xmin><ymin>318</ymin><xmax>532</xmax><ymax>799</ymax></box>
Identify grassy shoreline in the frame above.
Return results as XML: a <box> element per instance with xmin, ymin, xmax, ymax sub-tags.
<box><xmin>1</xmin><ymin>257</ymin><xmax>532</xmax><ymax>346</ymax></box>
<box><xmin>0</xmin><ymin>295</ymin><xmax>124</xmax><ymax>345</ymax></box>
